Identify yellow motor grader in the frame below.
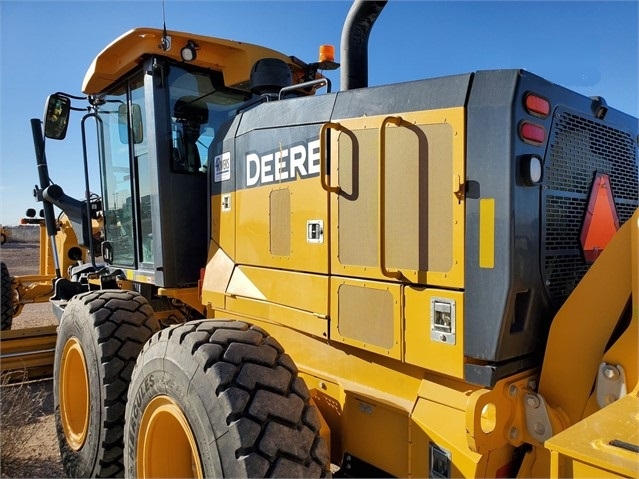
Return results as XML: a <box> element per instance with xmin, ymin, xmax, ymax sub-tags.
<box><xmin>0</xmin><ymin>209</ymin><xmax>101</xmax><ymax>377</ymax></box>
<box><xmin>0</xmin><ymin>209</ymin><xmax>102</xmax><ymax>331</ymax></box>
<box><xmin>20</xmin><ymin>0</ymin><xmax>639</xmax><ymax>477</ymax></box>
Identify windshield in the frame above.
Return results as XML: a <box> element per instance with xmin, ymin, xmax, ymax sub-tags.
<box><xmin>168</xmin><ymin>65</ymin><xmax>247</xmax><ymax>174</ymax></box>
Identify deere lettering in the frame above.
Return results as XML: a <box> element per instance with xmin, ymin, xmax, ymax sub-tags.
<box><xmin>246</xmin><ymin>139</ymin><xmax>321</xmax><ymax>187</ymax></box>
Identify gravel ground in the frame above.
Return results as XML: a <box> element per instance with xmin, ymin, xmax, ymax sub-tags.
<box><xmin>1</xmin><ymin>242</ymin><xmax>65</xmax><ymax>478</ymax></box>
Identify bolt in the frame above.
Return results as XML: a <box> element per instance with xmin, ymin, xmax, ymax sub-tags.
<box><xmin>526</xmin><ymin>394</ymin><xmax>540</xmax><ymax>409</ymax></box>
<box><xmin>509</xmin><ymin>427</ymin><xmax>519</xmax><ymax>440</ymax></box>
<box><xmin>533</xmin><ymin>422</ymin><xmax>546</xmax><ymax>436</ymax></box>
<box><xmin>508</xmin><ymin>385</ymin><xmax>518</xmax><ymax>398</ymax></box>
<box><xmin>528</xmin><ymin>379</ymin><xmax>537</xmax><ymax>391</ymax></box>
<box><xmin>603</xmin><ymin>365</ymin><xmax>620</xmax><ymax>380</ymax></box>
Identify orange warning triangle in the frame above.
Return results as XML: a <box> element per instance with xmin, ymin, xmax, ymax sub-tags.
<box><xmin>580</xmin><ymin>173</ymin><xmax>620</xmax><ymax>263</ymax></box>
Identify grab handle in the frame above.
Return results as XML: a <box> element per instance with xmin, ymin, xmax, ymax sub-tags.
<box><xmin>319</xmin><ymin>122</ymin><xmax>342</xmax><ymax>193</ymax></box>
<box><xmin>379</xmin><ymin>116</ymin><xmax>404</xmax><ymax>279</ymax></box>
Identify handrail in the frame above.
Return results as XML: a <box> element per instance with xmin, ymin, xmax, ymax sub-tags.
<box><xmin>278</xmin><ymin>78</ymin><xmax>330</xmax><ymax>100</ymax></box>
<box><xmin>379</xmin><ymin>116</ymin><xmax>403</xmax><ymax>279</ymax></box>
<box><xmin>319</xmin><ymin>122</ymin><xmax>342</xmax><ymax>193</ymax></box>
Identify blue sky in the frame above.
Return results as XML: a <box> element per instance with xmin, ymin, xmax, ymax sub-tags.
<box><xmin>1</xmin><ymin>0</ymin><xmax>637</xmax><ymax>225</ymax></box>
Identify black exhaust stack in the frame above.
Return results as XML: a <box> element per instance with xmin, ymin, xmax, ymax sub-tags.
<box><xmin>340</xmin><ymin>0</ymin><xmax>387</xmax><ymax>90</ymax></box>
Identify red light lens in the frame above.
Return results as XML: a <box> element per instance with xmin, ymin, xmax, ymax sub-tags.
<box><xmin>525</xmin><ymin>93</ymin><xmax>550</xmax><ymax>117</ymax></box>
<box><xmin>520</xmin><ymin>121</ymin><xmax>546</xmax><ymax>145</ymax></box>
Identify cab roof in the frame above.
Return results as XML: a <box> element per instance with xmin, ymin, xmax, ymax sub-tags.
<box><xmin>82</xmin><ymin>27</ymin><xmax>304</xmax><ymax>94</ymax></box>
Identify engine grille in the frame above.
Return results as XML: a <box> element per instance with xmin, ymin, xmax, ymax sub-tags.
<box><xmin>542</xmin><ymin>108</ymin><xmax>638</xmax><ymax>305</ymax></box>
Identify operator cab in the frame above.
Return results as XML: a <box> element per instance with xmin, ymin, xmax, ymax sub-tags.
<box><xmin>94</xmin><ymin>59</ymin><xmax>251</xmax><ymax>287</ymax></box>
<box><xmin>41</xmin><ymin>59</ymin><xmax>253</xmax><ymax>289</ymax></box>
<box><xmin>41</xmin><ymin>28</ymin><xmax>332</xmax><ymax>291</ymax></box>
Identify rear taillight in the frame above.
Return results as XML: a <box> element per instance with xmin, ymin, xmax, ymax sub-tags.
<box><xmin>524</xmin><ymin>92</ymin><xmax>551</xmax><ymax>118</ymax></box>
<box><xmin>519</xmin><ymin>121</ymin><xmax>546</xmax><ymax>145</ymax></box>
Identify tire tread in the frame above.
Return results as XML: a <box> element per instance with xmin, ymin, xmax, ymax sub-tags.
<box><xmin>133</xmin><ymin>319</ymin><xmax>330</xmax><ymax>477</ymax></box>
<box><xmin>55</xmin><ymin>290</ymin><xmax>159</xmax><ymax>478</ymax></box>
<box><xmin>1</xmin><ymin>262</ymin><xmax>14</xmax><ymax>330</ymax></box>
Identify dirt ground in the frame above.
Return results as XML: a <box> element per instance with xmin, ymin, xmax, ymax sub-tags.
<box><xmin>0</xmin><ymin>242</ymin><xmax>65</xmax><ymax>478</ymax></box>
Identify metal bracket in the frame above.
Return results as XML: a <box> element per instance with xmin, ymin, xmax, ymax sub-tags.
<box><xmin>596</xmin><ymin>362</ymin><xmax>627</xmax><ymax>408</ymax></box>
<box><xmin>524</xmin><ymin>392</ymin><xmax>553</xmax><ymax>442</ymax></box>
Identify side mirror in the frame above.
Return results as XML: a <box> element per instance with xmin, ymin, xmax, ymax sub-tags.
<box><xmin>131</xmin><ymin>103</ymin><xmax>144</xmax><ymax>144</ymax></box>
<box><xmin>118</xmin><ymin>103</ymin><xmax>144</xmax><ymax>145</ymax></box>
<box><xmin>44</xmin><ymin>94</ymin><xmax>71</xmax><ymax>140</ymax></box>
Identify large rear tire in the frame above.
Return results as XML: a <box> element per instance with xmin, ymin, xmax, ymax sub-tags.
<box><xmin>54</xmin><ymin>290</ymin><xmax>160</xmax><ymax>477</ymax></box>
<box><xmin>1</xmin><ymin>262</ymin><xmax>14</xmax><ymax>330</ymax></box>
<box><xmin>125</xmin><ymin>319</ymin><xmax>330</xmax><ymax>478</ymax></box>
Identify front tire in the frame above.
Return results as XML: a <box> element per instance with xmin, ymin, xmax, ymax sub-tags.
<box><xmin>54</xmin><ymin>290</ymin><xmax>160</xmax><ymax>477</ymax></box>
<box><xmin>1</xmin><ymin>262</ymin><xmax>14</xmax><ymax>330</ymax></box>
<box><xmin>125</xmin><ymin>319</ymin><xmax>330</xmax><ymax>478</ymax></box>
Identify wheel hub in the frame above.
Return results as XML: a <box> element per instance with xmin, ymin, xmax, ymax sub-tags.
<box><xmin>59</xmin><ymin>337</ymin><xmax>90</xmax><ymax>450</ymax></box>
<box><xmin>137</xmin><ymin>394</ymin><xmax>203</xmax><ymax>478</ymax></box>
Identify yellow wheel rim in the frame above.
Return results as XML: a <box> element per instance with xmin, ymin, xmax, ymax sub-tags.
<box><xmin>137</xmin><ymin>395</ymin><xmax>203</xmax><ymax>478</ymax></box>
<box><xmin>59</xmin><ymin>337</ymin><xmax>90</xmax><ymax>450</ymax></box>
